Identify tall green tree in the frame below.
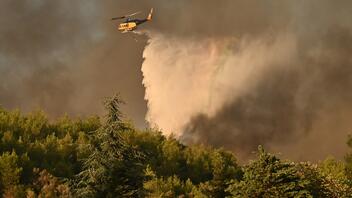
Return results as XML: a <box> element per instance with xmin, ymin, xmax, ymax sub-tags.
<box><xmin>226</xmin><ymin>146</ymin><xmax>332</xmax><ymax>198</ymax></box>
<box><xmin>74</xmin><ymin>95</ymin><xmax>144</xmax><ymax>197</ymax></box>
<box><xmin>0</xmin><ymin>151</ymin><xmax>23</xmax><ymax>196</ymax></box>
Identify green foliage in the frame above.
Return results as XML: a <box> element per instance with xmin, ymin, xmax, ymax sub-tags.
<box><xmin>143</xmin><ymin>169</ymin><xmax>198</xmax><ymax>198</ymax></box>
<box><xmin>0</xmin><ymin>105</ymin><xmax>99</xmax><ymax>197</ymax></box>
<box><xmin>28</xmin><ymin>168</ymin><xmax>71</xmax><ymax>198</ymax></box>
<box><xmin>320</xmin><ymin>157</ymin><xmax>347</xmax><ymax>181</ymax></box>
<box><xmin>74</xmin><ymin>95</ymin><xmax>144</xmax><ymax>197</ymax></box>
<box><xmin>227</xmin><ymin>146</ymin><xmax>306</xmax><ymax>197</ymax></box>
<box><xmin>345</xmin><ymin>135</ymin><xmax>352</xmax><ymax>181</ymax></box>
<box><xmin>0</xmin><ymin>98</ymin><xmax>351</xmax><ymax>197</ymax></box>
<box><xmin>227</xmin><ymin>146</ymin><xmax>352</xmax><ymax>198</ymax></box>
<box><xmin>0</xmin><ymin>107</ymin><xmax>100</xmax><ymax>182</ymax></box>
<box><xmin>0</xmin><ymin>151</ymin><xmax>22</xmax><ymax>194</ymax></box>
<box><xmin>193</xmin><ymin>148</ymin><xmax>243</xmax><ymax>197</ymax></box>
<box><xmin>319</xmin><ymin>157</ymin><xmax>352</xmax><ymax>197</ymax></box>
<box><xmin>126</xmin><ymin>130</ymin><xmax>243</xmax><ymax>197</ymax></box>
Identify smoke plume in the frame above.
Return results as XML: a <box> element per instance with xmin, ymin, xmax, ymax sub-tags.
<box><xmin>140</xmin><ymin>1</ymin><xmax>352</xmax><ymax>161</ymax></box>
<box><xmin>1</xmin><ymin>1</ymin><xmax>352</xmax><ymax>161</ymax></box>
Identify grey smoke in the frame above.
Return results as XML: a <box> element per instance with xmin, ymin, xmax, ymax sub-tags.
<box><xmin>1</xmin><ymin>1</ymin><xmax>352</xmax><ymax>161</ymax></box>
<box><xmin>181</xmin><ymin>26</ymin><xmax>352</xmax><ymax>160</ymax></box>
<box><xmin>181</xmin><ymin>28</ymin><xmax>352</xmax><ymax>160</ymax></box>
<box><xmin>0</xmin><ymin>0</ymin><xmax>102</xmax><ymax>115</ymax></box>
<box><xmin>0</xmin><ymin>1</ymin><xmax>148</xmax><ymax>126</ymax></box>
<box><xmin>140</xmin><ymin>1</ymin><xmax>352</xmax><ymax>161</ymax></box>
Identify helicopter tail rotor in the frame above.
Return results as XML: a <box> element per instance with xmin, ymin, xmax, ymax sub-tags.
<box><xmin>147</xmin><ymin>8</ymin><xmax>153</xmax><ymax>21</ymax></box>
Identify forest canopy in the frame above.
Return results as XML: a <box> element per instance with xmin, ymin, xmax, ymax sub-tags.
<box><xmin>0</xmin><ymin>95</ymin><xmax>351</xmax><ymax>197</ymax></box>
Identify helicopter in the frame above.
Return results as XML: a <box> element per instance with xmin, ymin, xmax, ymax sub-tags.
<box><xmin>111</xmin><ymin>8</ymin><xmax>153</xmax><ymax>33</ymax></box>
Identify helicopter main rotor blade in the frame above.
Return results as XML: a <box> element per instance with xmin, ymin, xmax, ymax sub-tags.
<box><xmin>111</xmin><ymin>11</ymin><xmax>141</xmax><ymax>21</ymax></box>
<box><xmin>111</xmin><ymin>16</ymin><xmax>126</xmax><ymax>20</ymax></box>
<box><xmin>126</xmin><ymin>11</ymin><xmax>141</xmax><ymax>17</ymax></box>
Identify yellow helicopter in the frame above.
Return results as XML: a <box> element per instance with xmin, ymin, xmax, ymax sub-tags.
<box><xmin>112</xmin><ymin>8</ymin><xmax>153</xmax><ymax>33</ymax></box>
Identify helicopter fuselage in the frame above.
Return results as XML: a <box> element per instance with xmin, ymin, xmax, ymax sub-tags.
<box><xmin>118</xmin><ymin>19</ymin><xmax>148</xmax><ymax>32</ymax></box>
<box><xmin>113</xmin><ymin>8</ymin><xmax>153</xmax><ymax>33</ymax></box>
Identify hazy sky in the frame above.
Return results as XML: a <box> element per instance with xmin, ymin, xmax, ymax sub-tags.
<box><xmin>1</xmin><ymin>1</ymin><xmax>352</xmax><ymax>161</ymax></box>
<box><xmin>0</xmin><ymin>1</ymin><xmax>149</xmax><ymax>127</ymax></box>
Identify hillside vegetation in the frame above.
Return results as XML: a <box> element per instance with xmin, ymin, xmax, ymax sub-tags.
<box><xmin>0</xmin><ymin>95</ymin><xmax>351</xmax><ymax>197</ymax></box>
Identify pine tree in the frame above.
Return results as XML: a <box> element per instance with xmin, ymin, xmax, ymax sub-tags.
<box><xmin>226</xmin><ymin>146</ymin><xmax>336</xmax><ymax>198</ymax></box>
<box><xmin>73</xmin><ymin>95</ymin><xmax>144</xmax><ymax>197</ymax></box>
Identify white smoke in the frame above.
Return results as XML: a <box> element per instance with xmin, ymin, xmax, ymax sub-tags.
<box><xmin>141</xmin><ymin>31</ymin><xmax>297</xmax><ymax>137</ymax></box>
